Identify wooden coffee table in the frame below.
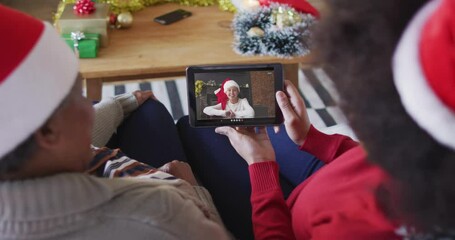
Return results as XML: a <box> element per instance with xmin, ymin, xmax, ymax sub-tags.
<box><xmin>79</xmin><ymin>3</ymin><xmax>316</xmax><ymax>100</ymax></box>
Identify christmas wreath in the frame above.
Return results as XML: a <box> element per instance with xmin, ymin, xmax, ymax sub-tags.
<box><xmin>232</xmin><ymin>3</ymin><xmax>316</xmax><ymax>58</ymax></box>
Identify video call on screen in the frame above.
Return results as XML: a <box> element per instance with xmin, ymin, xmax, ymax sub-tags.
<box><xmin>195</xmin><ymin>70</ymin><xmax>276</xmax><ymax>121</ymax></box>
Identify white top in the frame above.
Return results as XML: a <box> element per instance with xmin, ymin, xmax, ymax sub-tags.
<box><xmin>203</xmin><ymin>98</ymin><xmax>255</xmax><ymax>118</ymax></box>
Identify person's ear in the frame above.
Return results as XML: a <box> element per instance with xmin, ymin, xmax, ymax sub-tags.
<box><xmin>33</xmin><ymin>116</ymin><xmax>62</xmax><ymax>149</ymax></box>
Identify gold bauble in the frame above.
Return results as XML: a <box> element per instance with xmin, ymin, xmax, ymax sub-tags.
<box><xmin>271</xmin><ymin>7</ymin><xmax>302</xmax><ymax>29</ymax></box>
<box><xmin>247</xmin><ymin>27</ymin><xmax>265</xmax><ymax>37</ymax></box>
<box><xmin>116</xmin><ymin>12</ymin><xmax>134</xmax><ymax>28</ymax></box>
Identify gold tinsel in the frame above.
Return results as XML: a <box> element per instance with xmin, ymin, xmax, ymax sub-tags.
<box><xmin>217</xmin><ymin>0</ymin><xmax>237</xmax><ymax>12</ymax></box>
<box><xmin>54</xmin><ymin>0</ymin><xmax>236</xmax><ymax>23</ymax></box>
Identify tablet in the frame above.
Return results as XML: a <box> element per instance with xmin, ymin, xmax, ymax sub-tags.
<box><xmin>187</xmin><ymin>63</ymin><xmax>284</xmax><ymax>127</ymax></box>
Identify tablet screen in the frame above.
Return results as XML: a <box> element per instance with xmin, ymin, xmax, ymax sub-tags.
<box><xmin>187</xmin><ymin>63</ymin><xmax>284</xmax><ymax>127</ymax></box>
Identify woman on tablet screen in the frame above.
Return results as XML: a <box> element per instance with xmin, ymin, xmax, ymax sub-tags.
<box><xmin>203</xmin><ymin>79</ymin><xmax>255</xmax><ymax>118</ymax></box>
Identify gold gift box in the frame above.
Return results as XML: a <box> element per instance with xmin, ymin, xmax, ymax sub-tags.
<box><xmin>56</xmin><ymin>3</ymin><xmax>110</xmax><ymax>47</ymax></box>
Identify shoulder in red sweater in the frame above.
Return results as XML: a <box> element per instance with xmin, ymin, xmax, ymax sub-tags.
<box><xmin>249</xmin><ymin>126</ymin><xmax>400</xmax><ymax>240</ymax></box>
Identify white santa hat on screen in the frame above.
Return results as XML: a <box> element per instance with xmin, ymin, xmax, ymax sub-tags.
<box><xmin>214</xmin><ymin>79</ymin><xmax>240</xmax><ymax>95</ymax></box>
<box><xmin>223</xmin><ymin>80</ymin><xmax>240</xmax><ymax>93</ymax></box>
<box><xmin>0</xmin><ymin>5</ymin><xmax>78</xmax><ymax>159</ymax></box>
<box><xmin>393</xmin><ymin>0</ymin><xmax>455</xmax><ymax>150</ymax></box>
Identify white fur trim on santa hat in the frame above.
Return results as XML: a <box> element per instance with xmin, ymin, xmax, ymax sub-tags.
<box><xmin>0</xmin><ymin>22</ymin><xmax>78</xmax><ymax>159</ymax></box>
<box><xmin>223</xmin><ymin>80</ymin><xmax>240</xmax><ymax>93</ymax></box>
<box><xmin>392</xmin><ymin>0</ymin><xmax>455</xmax><ymax>150</ymax></box>
<box><xmin>213</xmin><ymin>80</ymin><xmax>240</xmax><ymax>95</ymax></box>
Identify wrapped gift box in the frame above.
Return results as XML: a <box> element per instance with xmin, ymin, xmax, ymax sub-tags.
<box><xmin>62</xmin><ymin>33</ymin><xmax>100</xmax><ymax>58</ymax></box>
<box><xmin>56</xmin><ymin>3</ymin><xmax>109</xmax><ymax>47</ymax></box>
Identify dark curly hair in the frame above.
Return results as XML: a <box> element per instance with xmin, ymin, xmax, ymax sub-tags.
<box><xmin>314</xmin><ymin>0</ymin><xmax>455</xmax><ymax>233</ymax></box>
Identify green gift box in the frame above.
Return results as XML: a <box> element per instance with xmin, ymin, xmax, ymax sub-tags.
<box><xmin>62</xmin><ymin>33</ymin><xmax>100</xmax><ymax>58</ymax></box>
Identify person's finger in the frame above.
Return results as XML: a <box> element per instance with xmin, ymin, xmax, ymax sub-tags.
<box><xmin>244</xmin><ymin>126</ymin><xmax>256</xmax><ymax>132</ymax></box>
<box><xmin>158</xmin><ymin>163</ymin><xmax>170</xmax><ymax>173</ymax></box>
<box><xmin>133</xmin><ymin>90</ymin><xmax>142</xmax><ymax>99</ymax></box>
<box><xmin>233</xmin><ymin>126</ymin><xmax>254</xmax><ymax>135</ymax></box>
<box><xmin>133</xmin><ymin>90</ymin><xmax>146</xmax><ymax>105</ymax></box>
<box><xmin>133</xmin><ymin>90</ymin><xmax>157</xmax><ymax>103</ymax></box>
<box><xmin>276</xmin><ymin>91</ymin><xmax>298</xmax><ymax>122</ymax></box>
<box><xmin>273</xmin><ymin>125</ymin><xmax>280</xmax><ymax>134</ymax></box>
<box><xmin>178</xmin><ymin>160</ymin><xmax>189</xmax><ymax>166</ymax></box>
<box><xmin>256</xmin><ymin>126</ymin><xmax>267</xmax><ymax>135</ymax></box>
<box><xmin>144</xmin><ymin>91</ymin><xmax>157</xmax><ymax>101</ymax></box>
<box><xmin>140</xmin><ymin>90</ymin><xmax>152</xmax><ymax>98</ymax></box>
<box><xmin>284</xmin><ymin>80</ymin><xmax>307</xmax><ymax>118</ymax></box>
<box><xmin>215</xmin><ymin>126</ymin><xmax>234</xmax><ymax>136</ymax></box>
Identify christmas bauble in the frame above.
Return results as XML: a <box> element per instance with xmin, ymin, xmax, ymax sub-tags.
<box><xmin>116</xmin><ymin>12</ymin><xmax>133</xmax><ymax>29</ymax></box>
<box><xmin>247</xmin><ymin>27</ymin><xmax>265</xmax><ymax>37</ymax></box>
<box><xmin>109</xmin><ymin>13</ymin><xmax>118</xmax><ymax>26</ymax></box>
<box><xmin>271</xmin><ymin>6</ymin><xmax>302</xmax><ymax>29</ymax></box>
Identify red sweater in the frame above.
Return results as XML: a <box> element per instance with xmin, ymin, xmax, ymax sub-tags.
<box><xmin>248</xmin><ymin>125</ymin><xmax>400</xmax><ymax>239</ymax></box>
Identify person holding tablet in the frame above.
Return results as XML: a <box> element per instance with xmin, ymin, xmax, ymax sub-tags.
<box><xmin>203</xmin><ymin>79</ymin><xmax>255</xmax><ymax>118</ymax></box>
<box><xmin>214</xmin><ymin>0</ymin><xmax>455</xmax><ymax>239</ymax></box>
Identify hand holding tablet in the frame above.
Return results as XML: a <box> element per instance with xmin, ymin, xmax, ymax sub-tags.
<box><xmin>186</xmin><ymin>63</ymin><xmax>284</xmax><ymax>127</ymax></box>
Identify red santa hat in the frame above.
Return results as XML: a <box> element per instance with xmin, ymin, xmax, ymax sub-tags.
<box><xmin>393</xmin><ymin>0</ymin><xmax>455</xmax><ymax>150</ymax></box>
<box><xmin>258</xmin><ymin>0</ymin><xmax>319</xmax><ymax>18</ymax></box>
<box><xmin>0</xmin><ymin>5</ymin><xmax>78</xmax><ymax>159</ymax></box>
<box><xmin>214</xmin><ymin>79</ymin><xmax>240</xmax><ymax>110</ymax></box>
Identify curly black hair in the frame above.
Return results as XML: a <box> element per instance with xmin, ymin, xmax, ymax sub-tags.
<box><xmin>314</xmin><ymin>0</ymin><xmax>455</xmax><ymax>233</ymax></box>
